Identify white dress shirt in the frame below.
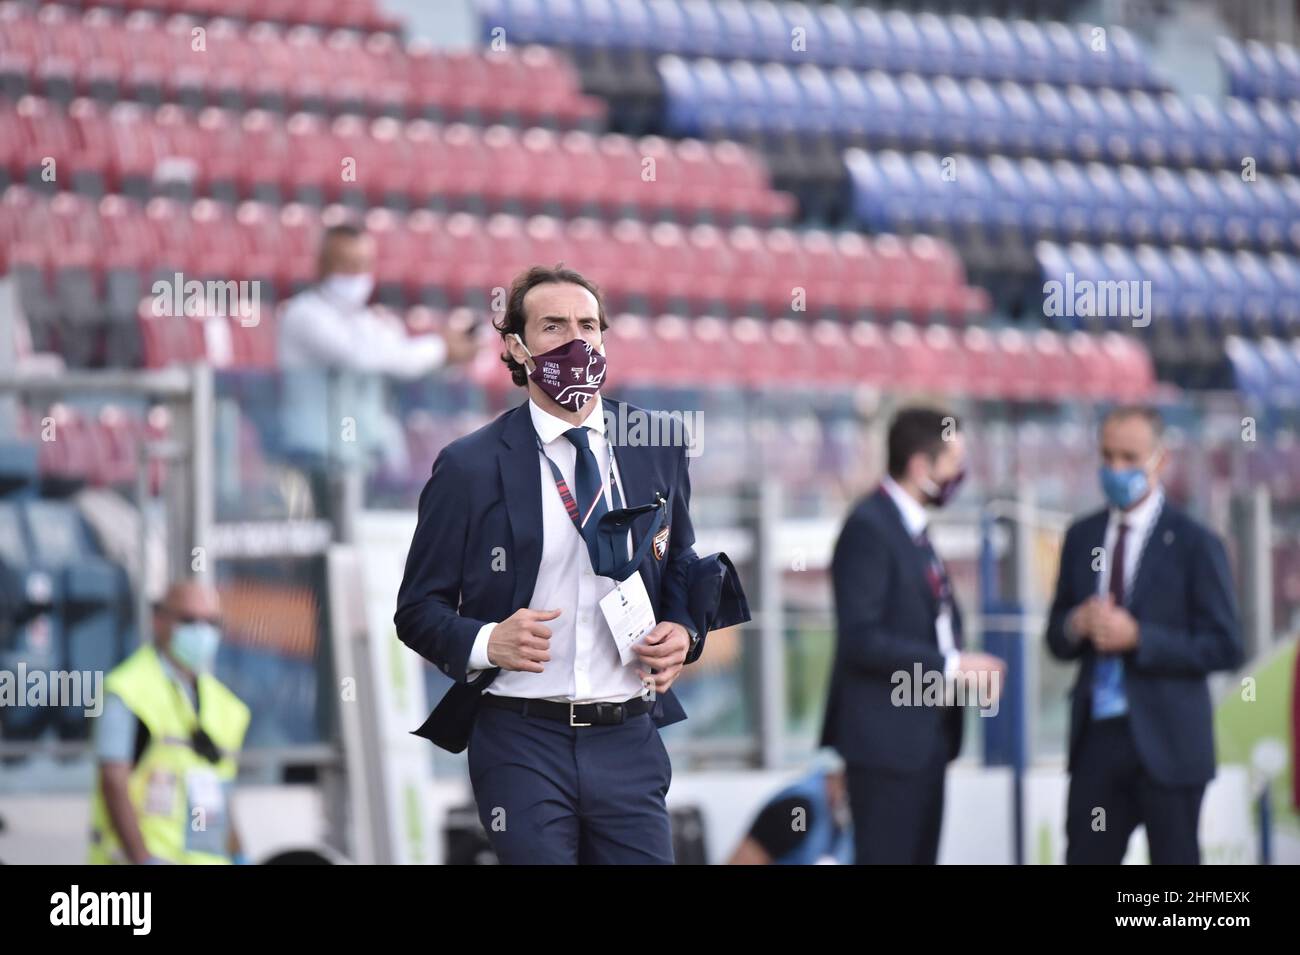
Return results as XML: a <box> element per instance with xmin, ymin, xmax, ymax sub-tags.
<box><xmin>277</xmin><ymin>286</ymin><xmax>447</xmax><ymax>466</ymax></box>
<box><xmin>466</xmin><ymin>393</ymin><xmax>645</xmax><ymax>704</ymax></box>
<box><xmin>881</xmin><ymin>476</ymin><xmax>960</xmax><ymax>681</ymax></box>
<box><xmin>278</xmin><ymin>286</ymin><xmax>447</xmax><ymax>377</ymax></box>
<box><xmin>1097</xmin><ymin>484</ymin><xmax>1165</xmax><ymax>602</ymax></box>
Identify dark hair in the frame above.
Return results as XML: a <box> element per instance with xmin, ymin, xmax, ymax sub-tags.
<box><xmin>494</xmin><ymin>264</ymin><xmax>608</xmax><ymax>387</ymax></box>
<box><xmin>1101</xmin><ymin>404</ymin><xmax>1165</xmax><ymax>440</ymax></box>
<box><xmin>887</xmin><ymin>407</ymin><xmax>960</xmax><ymax>479</ymax></box>
<box><xmin>316</xmin><ymin>222</ymin><xmax>366</xmax><ymax>275</ymax></box>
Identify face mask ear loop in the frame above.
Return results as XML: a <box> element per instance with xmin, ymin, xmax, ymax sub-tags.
<box><xmin>513</xmin><ymin>333</ymin><xmax>535</xmax><ymax>373</ymax></box>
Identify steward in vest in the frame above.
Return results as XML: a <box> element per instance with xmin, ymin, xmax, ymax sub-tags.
<box><xmin>89</xmin><ymin>579</ymin><xmax>250</xmax><ymax>864</ymax></box>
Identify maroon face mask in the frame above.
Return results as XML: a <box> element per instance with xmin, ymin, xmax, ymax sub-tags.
<box><xmin>514</xmin><ymin>334</ymin><xmax>607</xmax><ymax>413</ymax></box>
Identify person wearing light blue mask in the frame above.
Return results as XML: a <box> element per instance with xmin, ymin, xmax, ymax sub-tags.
<box><xmin>1045</xmin><ymin>406</ymin><xmax>1242</xmax><ymax>865</ymax></box>
<box><xmin>89</xmin><ymin>580</ymin><xmax>252</xmax><ymax>865</ymax></box>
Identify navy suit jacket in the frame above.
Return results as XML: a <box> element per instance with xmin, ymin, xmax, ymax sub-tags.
<box><xmin>1045</xmin><ymin>502</ymin><xmax>1243</xmax><ymax>787</ymax></box>
<box><xmin>394</xmin><ymin>396</ymin><xmax>708</xmax><ymax>753</ymax></box>
<box><xmin>819</xmin><ymin>487</ymin><xmax>965</xmax><ymax>772</ymax></box>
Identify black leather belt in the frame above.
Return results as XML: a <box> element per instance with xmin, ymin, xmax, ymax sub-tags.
<box><xmin>481</xmin><ymin>694</ymin><xmax>652</xmax><ymax>727</ymax></box>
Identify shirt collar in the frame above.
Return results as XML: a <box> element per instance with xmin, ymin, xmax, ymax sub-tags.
<box><xmin>157</xmin><ymin>648</ymin><xmax>196</xmax><ymax>695</ymax></box>
<box><xmin>528</xmin><ymin>393</ymin><xmax>607</xmax><ymax>446</ymax></box>
<box><xmin>1111</xmin><ymin>483</ymin><xmax>1165</xmax><ymax>535</ymax></box>
<box><xmin>881</xmin><ymin>475</ymin><xmax>929</xmax><ymax>539</ymax></box>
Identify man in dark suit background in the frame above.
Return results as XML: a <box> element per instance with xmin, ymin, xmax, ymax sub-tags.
<box><xmin>821</xmin><ymin>407</ymin><xmax>1005</xmax><ymax>864</ymax></box>
<box><xmin>1046</xmin><ymin>405</ymin><xmax>1242</xmax><ymax>864</ymax></box>
<box><xmin>393</xmin><ymin>265</ymin><xmax>719</xmax><ymax>864</ymax></box>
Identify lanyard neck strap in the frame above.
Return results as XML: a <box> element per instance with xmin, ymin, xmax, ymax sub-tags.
<box><xmin>535</xmin><ymin>433</ymin><xmax>667</xmax><ymax>582</ymax></box>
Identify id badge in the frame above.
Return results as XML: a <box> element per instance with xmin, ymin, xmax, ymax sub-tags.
<box><xmin>599</xmin><ymin>572</ymin><xmax>657</xmax><ymax>666</ymax></box>
<box><xmin>184</xmin><ymin>767</ymin><xmax>229</xmax><ymax>856</ymax></box>
<box><xmin>143</xmin><ymin>769</ymin><xmax>178</xmax><ymax>817</ymax></box>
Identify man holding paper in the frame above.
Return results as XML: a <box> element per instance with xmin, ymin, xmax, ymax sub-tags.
<box><xmin>395</xmin><ymin>265</ymin><xmax>747</xmax><ymax>864</ymax></box>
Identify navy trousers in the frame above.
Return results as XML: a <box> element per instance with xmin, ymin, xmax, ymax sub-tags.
<box><xmin>1065</xmin><ymin>715</ymin><xmax>1205</xmax><ymax>865</ymax></box>
<box><xmin>467</xmin><ymin>701</ymin><xmax>675</xmax><ymax>864</ymax></box>
<box><xmin>845</xmin><ymin>731</ymin><xmax>951</xmax><ymax>865</ymax></box>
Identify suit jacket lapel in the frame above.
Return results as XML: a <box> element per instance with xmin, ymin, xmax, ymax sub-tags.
<box><xmin>1081</xmin><ymin>511</ymin><xmax>1108</xmax><ymax>597</ymax></box>
<box><xmin>874</xmin><ymin>486</ymin><xmax>938</xmax><ymax>616</ymax></box>
<box><xmin>1126</xmin><ymin>503</ymin><xmax>1171</xmax><ymax>611</ymax></box>
<box><xmin>499</xmin><ymin>401</ymin><xmax>543</xmax><ymax>610</ymax></box>
<box><xmin>607</xmin><ymin>399</ymin><xmax>656</xmax><ymax>556</ymax></box>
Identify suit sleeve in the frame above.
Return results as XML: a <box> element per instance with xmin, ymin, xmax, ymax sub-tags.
<box><xmin>832</xmin><ymin>509</ymin><xmax>945</xmax><ymax>676</ymax></box>
<box><xmin>658</xmin><ymin>443</ymin><xmax>704</xmax><ymax>663</ymax></box>
<box><xmin>1045</xmin><ymin>524</ymin><xmax>1089</xmax><ymax>662</ymax></box>
<box><xmin>393</xmin><ymin>447</ymin><xmax>491</xmax><ymax>683</ymax></box>
<box><xmin>1131</xmin><ymin>528</ymin><xmax>1243</xmax><ymax>677</ymax></box>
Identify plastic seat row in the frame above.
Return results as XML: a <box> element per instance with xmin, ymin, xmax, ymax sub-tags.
<box><xmin>0</xmin><ymin>187</ymin><xmax>989</xmax><ymax>323</ymax></box>
<box><xmin>476</xmin><ymin>0</ymin><xmax>1161</xmax><ymax>90</ymax></box>
<box><xmin>848</xmin><ymin>148</ymin><xmax>1300</xmax><ymax>253</ymax></box>
<box><xmin>49</xmin><ymin>0</ymin><xmax>402</xmax><ymax>33</ymax></box>
<box><xmin>0</xmin><ymin>3</ymin><xmax>604</xmax><ymax>126</ymax></box>
<box><xmin>1226</xmin><ymin>335</ymin><xmax>1300</xmax><ymax>408</ymax></box>
<box><xmin>129</xmin><ymin>296</ymin><xmax>1155</xmax><ymax>403</ymax></box>
<box><xmin>7</xmin><ymin>401</ymin><xmax>172</xmax><ymax>489</ymax></box>
<box><xmin>659</xmin><ymin>56</ymin><xmax>1300</xmax><ymax>173</ymax></box>
<box><xmin>1219</xmin><ymin>37</ymin><xmax>1300</xmax><ymax>103</ymax></box>
<box><xmin>0</xmin><ymin>96</ymin><xmax>794</xmax><ymax>225</ymax></box>
<box><xmin>1035</xmin><ymin>240</ymin><xmax>1300</xmax><ymax>339</ymax></box>
<box><xmin>594</xmin><ymin>314</ymin><xmax>1156</xmax><ymax>401</ymax></box>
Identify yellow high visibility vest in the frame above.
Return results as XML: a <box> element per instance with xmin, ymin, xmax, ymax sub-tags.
<box><xmin>88</xmin><ymin>644</ymin><xmax>250</xmax><ymax>865</ymax></box>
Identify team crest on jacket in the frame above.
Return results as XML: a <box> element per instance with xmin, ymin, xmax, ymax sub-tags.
<box><xmin>653</xmin><ymin>525</ymin><xmax>670</xmax><ymax>560</ymax></box>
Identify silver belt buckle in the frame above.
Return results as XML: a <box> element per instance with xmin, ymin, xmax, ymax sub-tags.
<box><xmin>569</xmin><ymin>703</ymin><xmax>592</xmax><ymax>727</ymax></box>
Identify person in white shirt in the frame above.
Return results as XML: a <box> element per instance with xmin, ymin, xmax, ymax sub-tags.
<box><xmin>276</xmin><ymin>224</ymin><xmax>476</xmax><ymax>519</ymax></box>
<box><xmin>394</xmin><ymin>265</ymin><xmax>708</xmax><ymax>864</ymax></box>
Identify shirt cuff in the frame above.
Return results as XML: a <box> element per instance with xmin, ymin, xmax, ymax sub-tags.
<box><xmin>466</xmin><ymin>621</ymin><xmax>496</xmax><ymax>677</ymax></box>
<box><xmin>421</xmin><ymin>333</ymin><xmax>448</xmax><ymax>369</ymax></box>
<box><xmin>943</xmin><ymin>649</ymin><xmax>961</xmax><ymax>683</ymax></box>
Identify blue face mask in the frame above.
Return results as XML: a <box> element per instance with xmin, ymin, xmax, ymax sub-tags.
<box><xmin>170</xmin><ymin>622</ymin><xmax>222</xmax><ymax>675</ymax></box>
<box><xmin>1099</xmin><ymin>457</ymin><xmax>1156</xmax><ymax>510</ymax></box>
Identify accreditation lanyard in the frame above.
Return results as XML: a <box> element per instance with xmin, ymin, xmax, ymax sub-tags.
<box><xmin>534</xmin><ymin>433</ymin><xmax>667</xmax><ymax>582</ymax></box>
<box><xmin>534</xmin><ymin>431</ymin><xmax>624</xmax><ymax>532</ymax></box>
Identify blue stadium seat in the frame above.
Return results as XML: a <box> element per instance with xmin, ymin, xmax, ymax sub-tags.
<box><xmin>1226</xmin><ymin>336</ymin><xmax>1271</xmax><ymax>402</ymax></box>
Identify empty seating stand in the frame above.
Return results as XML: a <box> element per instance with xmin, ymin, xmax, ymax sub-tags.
<box><xmin>0</xmin><ymin>3</ymin><xmax>605</xmax><ymax>127</ymax></box>
<box><xmin>1219</xmin><ymin>37</ymin><xmax>1300</xmax><ymax>103</ymax></box>
<box><xmin>657</xmin><ymin>57</ymin><xmax>1300</xmax><ymax>176</ymax></box>
<box><xmin>0</xmin><ymin>188</ymin><xmax>991</xmax><ymax>358</ymax></box>
<box><xmin>51</xmin><ymin>0</ymin><xmax>403</xmax><ymax>33</ymax></box>
<box><xmin>0</xmin><ymin>96</ymin><xmax>796</xmax><ymax>226</ymax></box>
<box><xmin>847</xmin><ymin>148</ymin><xmax>1300</xmax><ymax>255</ymax></box>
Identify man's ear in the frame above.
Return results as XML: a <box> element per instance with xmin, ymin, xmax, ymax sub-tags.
<box><xmin>507</xmin><ymin>332</ymin><xmax>531</xmax><ymax>370</ymax></box>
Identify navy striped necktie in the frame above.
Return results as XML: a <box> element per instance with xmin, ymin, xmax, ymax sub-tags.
<box><xmin>563</xmin><ymin>426</ymin><xmax>629</xmax><ymax>571</ymax></box>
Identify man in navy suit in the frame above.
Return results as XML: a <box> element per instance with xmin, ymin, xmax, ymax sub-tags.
<box><xmin>1046</xmin><ymin>405</ymin><xmax>1242</xmax><ymax>864</ymax></box>
<box><xmin>394</xmin><ymin>265</ymin><xmax>707</xmax><ymax>864</ymax></box>
<box><xmin>821</xmin><ymin>408</ymin><xmax>1005</xmax><ymax>864</ymax></box>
